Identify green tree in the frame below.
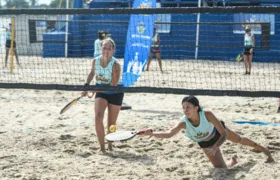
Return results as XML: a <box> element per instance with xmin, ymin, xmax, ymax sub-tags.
<box><xmin>29</xmin><ymin>0</ymin><xmax>37</xmax><ymax>7</ymax></box>
<box><xmin>50</xmin><ymin>0</ymin><xmax>74</xmax><ymax>8</ymax></box>
<box><xmin>39</xmin><ymin>4</ymin><xmax>49</xmax><ymax>8</ymax></box>
<box><xmin>4</xmin><ymin>0</ymin><xmax>30</xmax><ymax>8</ymax></box>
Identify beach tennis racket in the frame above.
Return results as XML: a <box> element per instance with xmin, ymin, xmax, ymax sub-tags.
<box><xmin>235</xmin><ymin>53</ymin><xmax>243</xmax><ymax>62</ymax></box>
<box><xmin>105</xmin><ymin>129</ymin><xmax>152</xmax><ymax>142</ymax></box>
<box><xmin>60</xmin><ymin>97</ymin><xmax>81</xmax><ymax>114</ymax></box>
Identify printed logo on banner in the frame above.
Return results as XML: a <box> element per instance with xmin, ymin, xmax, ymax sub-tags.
<box><xmin>126</xmin><ymin>52</ymin><xmax>146</xmax><ymax>75</ymax></box>
<box><xmin>137</xmin><ymin>22</ymin><xmax>146</xmax><ymax>34</ymax></box>
<box><xmin>122</xmin><ymin>0</ymin><xmax>156</xmax><ymax>87</ymax></box>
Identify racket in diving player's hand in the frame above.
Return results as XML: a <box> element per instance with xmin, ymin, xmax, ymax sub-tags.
<box><xmin>105</xmin><ymin>129</ymin><xmax>153</xmax><ymax>142</ymax></box>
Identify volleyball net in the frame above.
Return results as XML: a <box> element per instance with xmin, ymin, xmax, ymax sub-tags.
<box><xmin>0</xmin><ymin>7</ymin><xmax>279</xmax><ymax>97</ymax></box>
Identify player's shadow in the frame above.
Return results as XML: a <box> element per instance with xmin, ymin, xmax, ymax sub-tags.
<box><xmin>106</xmin><ymin>150</ymin><xmax>156</xmax><ymax>165</ymax></box>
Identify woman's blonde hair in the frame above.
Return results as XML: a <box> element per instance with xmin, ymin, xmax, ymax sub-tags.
<box><xmin>101</xmin><ymin>38</ymin><xmax>116</xmax><ymax>49</ymax></box>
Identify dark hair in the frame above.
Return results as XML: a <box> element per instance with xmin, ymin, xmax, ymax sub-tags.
<box><xmin>182</xmin><ymin>96</ymin><xmax>202</xmax><ymax>112</ymax></box>
<box><xmin>98</xmin><ymin>31</ymin><xmax>109</xmax><ymax>40</ymax></box>
<box><xmin>245</xmin><ymin>28</ymin><xmax>251</xmax><ymax>33</ymax></box>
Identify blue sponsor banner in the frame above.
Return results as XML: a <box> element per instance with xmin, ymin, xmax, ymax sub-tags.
<box><xmin>233</xmin><ymin>14</ymin><xmax>275</xmax><ymax>35</ymax></box>
<box><xmin>122</xmin><ymin>0</ymin><xmax>156</xmax><ymax>87</ymax></box>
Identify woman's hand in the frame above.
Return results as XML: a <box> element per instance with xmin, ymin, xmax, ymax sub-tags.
<box><xmin>87</xmin><ymin>91</ymin><xmax>95</xmax><ymax>98</ymax></box>
<box><xmin>81</xmin><ymin>91</ymin><xmax>95</xmax><ymax>98</ymax></box>
<box><xmin>139</xmin><ymin>128</ymin><xmax>153</xmax><ymax>136</ymax></box>
<box><xmin>250</xmin><ymin>48</ymin><xmax>254</xmax><ymax>54</ymax></box>
<box><xmin>205</xmin><ymin>145</ymin><xmax>218</xmax><ymax>156</ymax></box>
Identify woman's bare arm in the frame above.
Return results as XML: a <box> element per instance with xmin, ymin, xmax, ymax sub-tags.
<box><xmin>149</xmin><ymin>121</ymin><xmax>186</xmax><ymax>138</ymax></box>
<box><xmin>111</xmin><ymin>61</ymin><xmax>121</xmax><ymax>86</ymax></box>
<box><xmin>205</xmin><ymin>111</ymin><xmax>227</xmax><ymax>148</ymax></box>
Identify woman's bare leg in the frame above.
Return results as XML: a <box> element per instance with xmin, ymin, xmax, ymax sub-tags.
<box><xmin>226</xmin><ymin>127</ymin><xmax>274</xmax><ymax>162</ymax></box>
<box><xmin>203</xmin><ymin>148</ymin><xmax>237</xmax><ymax>168</ymax></box>
<box><xmin>107</xmin><ymin>103</ymin><xmax>121</xmax><ymax>151</ymax></box>
<box><xmin>146</xmin><ymin>52</ymin><xmax>153</xmax><ymax>71</ymax></box>
<box><xmin>156</xmin><ymin>53</ymin><xmax>163</xmax><ymax>73</ymax></box>
<box><xmin>5</xmin><ymin>48</ymin><xmax>9</xmax><ymax>68</ymax></box>
<box><xmin>248</xmin><ymin>54</ymin><xmax>253</xmax><ymax>74</ymax></box>
<box><xmin>94</xmin><ymin>98</ymin><xmax>108</xmax><ymax>153</ymax></box>
<box><xmin>243</xmin><ymin>55</ymin><xmax>248</xmax><ymax>74</ymax></box>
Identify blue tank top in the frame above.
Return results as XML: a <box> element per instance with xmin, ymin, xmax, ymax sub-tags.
<box><xmin>94</xmin><ymin>55</ymin><xmax>122</xmax><ymax>94</ymax></box>
<box><xmin>180</xmin><ymin>110</ymin><xmax>216</xmax><ymax>142</ymax></box>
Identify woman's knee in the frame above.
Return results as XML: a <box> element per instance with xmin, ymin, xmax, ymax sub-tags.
<box><xmin>95</xmin><ymin>112</ymin><xmax>104</xmax><ymax>121</ymax></box>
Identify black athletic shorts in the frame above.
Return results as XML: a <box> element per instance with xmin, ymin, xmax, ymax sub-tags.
<box><xmin>198</xmin><ymin>121</ymin><xmax>226</xmax><ymax>148</ymax></box>
<box><xmin>95</xmin><ymin>92</ymin><xmax>124</xmax><ymax>106</ymax></box>
<box><xmin>244</xmin><ymin>46</ymin><xmax>254</xmax><ymax>55</ymax></box>
<box><xmin>6</xmin><ymin>40</ymin><xmax>16</xmax><ymax>48</ymax></box>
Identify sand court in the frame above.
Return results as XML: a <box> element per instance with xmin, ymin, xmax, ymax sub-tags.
<box><xmin>0</xmin><ymin>88</ymin><xmax>279</xmax><ymax>179</ymax></box>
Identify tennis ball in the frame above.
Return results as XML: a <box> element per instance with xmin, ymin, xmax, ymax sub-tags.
<box><xmin>109</xmin><ymin>125</ymin><xmax>117</xmax><ymax>132</ymax></box>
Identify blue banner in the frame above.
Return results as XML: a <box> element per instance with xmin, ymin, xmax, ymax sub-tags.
<box><xmin>122</xmin><ymin>0</ymin><xmax>156</xmax><ymax>87</ymax></box>
<box><xmin>233</xmin><ymin>14</ymin><xmax>275</xmax><ymax>35</ymax></box>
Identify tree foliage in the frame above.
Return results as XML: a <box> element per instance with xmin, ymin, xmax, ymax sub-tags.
<box><xmin>4</xmin><ymin>0</ymin><xmax>30</xmax><ymax>8</ymax></box>
<box><xmin>50</xmin><ymin>0</ymin><xmax>74</xmax><ymax>8</ymax></box>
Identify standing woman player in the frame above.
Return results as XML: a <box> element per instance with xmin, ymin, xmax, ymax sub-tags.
<box><xmin>243</xmin><ymin>27</ymin><xmax>255</xmax><ymax>75</ymax></box>
<box><xmin>141</xmin><ymin>96</ymin><xmax>274</xmax><ymax>168</ymax></box>
<box><xmin>4</xmin><ymin>23</ymin><xmax>20</xmax><ymax>68</ymax></box>
<box><xmin>82</xmin><ymin>39</ymin><xmax>124</xmax><ymax>152</ymax></box>
<box><xmin>146</xmin><ymin>27</ymin><xmax>163</xmax><ymax>73</ymax></box>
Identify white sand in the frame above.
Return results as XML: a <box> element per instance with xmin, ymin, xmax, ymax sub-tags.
<box><xmin>0</xmin><ymin>88</ymin><xmax>279</xmax><ymax>180</ymax></box>
<box><xmin>0</xmin><ymin>55</ymin><xmax>279</xmax><ymax>179</ymax></box>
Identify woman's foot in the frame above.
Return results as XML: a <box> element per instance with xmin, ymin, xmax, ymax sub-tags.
<box><xmin>100</xmin><ymin>145</ymin><xmax>106</xmax><ymax>153</ymax></box>
<box><xmin>263</xmin><ymin>148</ymin><xmax>274</xmax><ymax>163</ymax></box>
<box><xmin>227</xmin><ymin>155</ymin><xmax>238</xmax><ymax>168</ymax></box>
<box><xmin>257</xmin><ymin>145</ymin><xmax>274</xmax><ymax>163</ymax></box>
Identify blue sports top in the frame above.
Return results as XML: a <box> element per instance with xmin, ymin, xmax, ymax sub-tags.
<box><xmin>180</xmin><ymin>110</ymin><xmax>216</xmax><ymax>142</ymax></box>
